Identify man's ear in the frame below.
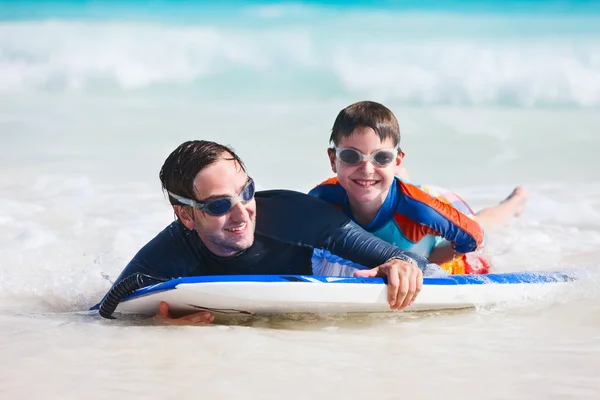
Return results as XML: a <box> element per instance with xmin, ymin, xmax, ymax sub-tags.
<box><xmin>327</xmin><ymin>148</ymin><xmax>337</xmax><ymax>173</ymax></box>
<box><xmin>174</xmin><ymin>205</ymin><xmax>195</xmax><ymax>230</ymax></box>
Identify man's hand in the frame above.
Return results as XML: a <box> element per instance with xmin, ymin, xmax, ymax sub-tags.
<box><xmin>354</xmin><ymin>258</ymin><xmax>423</xmax><ymax>310</ymax></box>
<box><xmin>154</xmin><ymin>301</ymin><xmax>215</xmax><ymax>325</ymax></box>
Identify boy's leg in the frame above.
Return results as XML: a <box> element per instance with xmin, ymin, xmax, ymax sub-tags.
<box><xmin>475</xmin><ymin>186</ymin><xmax>529</xmax><ymax>229</ymax></box>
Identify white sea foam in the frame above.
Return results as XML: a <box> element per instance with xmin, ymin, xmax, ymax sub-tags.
<box><xmin>1</xmin><ymin>18</ymin><xmax>600</xmax><ymax>106</ymax></box>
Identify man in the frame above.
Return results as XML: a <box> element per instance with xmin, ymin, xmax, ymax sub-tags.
<box><xmin>94</xmin><ymin>140</ymin><xmax>426</xmax><ymax>324</ymax></box>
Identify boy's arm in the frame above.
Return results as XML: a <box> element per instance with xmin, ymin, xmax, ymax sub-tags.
<box><xmin>397</xmin><ymin>182</ymin><xmax>485</xmax><ymax>254</ymax></box>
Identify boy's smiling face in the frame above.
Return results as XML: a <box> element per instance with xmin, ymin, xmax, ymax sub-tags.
<box><xmin>328</xmin><ymin>125</ymin><xmax>402</xmax><ymax>209</ymax></box>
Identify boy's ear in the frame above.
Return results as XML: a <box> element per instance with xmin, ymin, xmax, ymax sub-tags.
<box><xmin>395</xmin><ymin>153</ymin><xmax>403</xmax><ymax>167</ymax></box>
<box><xmin>327</xmin><ymin>148</ymin><xmax>337</xmax><ymax>173</ymax></box>
<box><xmin>174</xmin><ymin>205</ymin><xmax>196</xmax><ymax>230</ymax></box>
<box><xmin>395</xmin><ymin>152</ymin><xmax>410</xmax><ymax>180</ymax></box>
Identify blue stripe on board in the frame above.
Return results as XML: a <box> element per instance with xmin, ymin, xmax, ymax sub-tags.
<box><xmin>122</xmin><ymin>271</ymin><xmax>576</xmax><ymax>301</ymax></box>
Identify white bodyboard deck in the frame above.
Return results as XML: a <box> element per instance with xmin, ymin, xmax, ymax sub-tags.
<box><xmin>113</xmin><ymin>272</ymin><xmax>575</xmax><ymax>316</ymax></box>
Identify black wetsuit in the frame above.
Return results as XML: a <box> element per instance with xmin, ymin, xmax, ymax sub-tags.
<box><xmin>94</xmin><ymin>190</ymin><xmax>427</xmax><ymax>309</ymax></box>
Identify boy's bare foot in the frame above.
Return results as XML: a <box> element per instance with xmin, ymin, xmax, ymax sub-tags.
<box><xmin>501</xmin><ymin>186</ymin><xmax>529</xmax><ymax>217</ymax></box>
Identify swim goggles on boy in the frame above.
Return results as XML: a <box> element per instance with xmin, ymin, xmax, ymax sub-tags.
<box><xmin>334</xmin><ymin>147</ymin><xmax>401</xmax><ymax>167</ymax></box>
<box><xmin>167</xmin><ymin>178</ymin><xmax>256</xmax><ymax>217</ymax></box>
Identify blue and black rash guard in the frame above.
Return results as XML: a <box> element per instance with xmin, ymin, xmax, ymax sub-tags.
<box><xmin>99</xmin><ymin>190</ymin><xmax>427</xmax><ymax>299</ymax></box>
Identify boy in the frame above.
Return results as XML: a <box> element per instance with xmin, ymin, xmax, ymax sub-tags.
<box><xmin>309</xmin><ymin>101</ymin><xmax>527</xmax><ymax>274</ymax></box>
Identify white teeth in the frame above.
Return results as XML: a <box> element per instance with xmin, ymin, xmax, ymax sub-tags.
<box><xmin>355</xmin><ymin>180</ymin><xmax>377</xmax><ymax>186</ymax></box>
<box><xmin>225</xmin><ymin>223</ymin><xmax>246</xmax><ymax>232</ymax></box>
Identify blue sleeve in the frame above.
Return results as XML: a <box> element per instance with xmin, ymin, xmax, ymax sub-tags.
<box><xmin>397</xmin><ymin>182</ymin><xmax>485</xmax><ymax>254</ymax></box>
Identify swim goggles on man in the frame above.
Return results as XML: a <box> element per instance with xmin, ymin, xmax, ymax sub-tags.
<box><xmin>167</xmin><ymin>178</ymin><xmax>255</xmax><ymax>217</ymax></box>
<box><xmin>334</xmin><ymin>147</ymin><xmax>401</xmax><ymax>167</ymax></box>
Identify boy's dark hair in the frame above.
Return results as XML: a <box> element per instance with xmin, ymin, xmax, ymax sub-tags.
<box><xmin>159</xmin><ymin>140</ymin><xmax>246</xmax><ymax>204</ymax></box>
<box><xmin>329</xmin><ymin>101</ymin><xmax>400</xmax><ymax>148</ymax></box>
